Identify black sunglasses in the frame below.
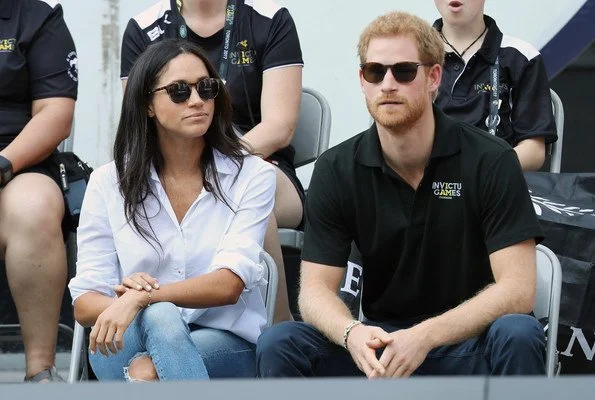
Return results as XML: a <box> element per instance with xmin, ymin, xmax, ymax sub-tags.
<box><xmin>149</xmin><ymin>77</ymin><xmax>220</xmax><ymax>103</ymax></box>
<box><xmin>360</xmin><ymin>62</ymin><xmax>430</xmax><ymax>84</ymax></box>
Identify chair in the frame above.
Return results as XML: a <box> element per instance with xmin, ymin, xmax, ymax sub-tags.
<box><xmin>548</xmin><ymin>89</ymin><xmax>564</xmax><ymax>173</ymax></box>
<box><xmin>278</xmin><ymin>87</ymin><xmax>332</xmax><ymax>250</ymax></box>
<box><xmin>67</xmin><ymin>251</ymin><xmax>279</xmax><ymax>383</ymax></box>
<box><xmin>534</xmin><ymin>244</ymin><xmax>563</xmax><ymax>377</ymax></box>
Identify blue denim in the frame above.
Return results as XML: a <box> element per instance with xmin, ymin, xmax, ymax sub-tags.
<box><xmin>190</xmin><ymin>326</ymin><xmax>256</xmax><ymax>378</ymax></box>
<box><xmin>90</xmin><ymin>302</ymin><xmax>255</xmax><ymax>380</ymax></box>
<box><xmin>256</xmin><ymin>314</ymin><xmax>546</xmax><ymax>377</ymax></box>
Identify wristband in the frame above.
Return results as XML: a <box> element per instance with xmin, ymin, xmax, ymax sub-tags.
<box><xmin>0</xmin><ymin>155</ymin><xmax>13</xmax><ymax>187</ymax></box>
<box><xmin>342</xmin><ymin>320</ymin><xmax>362</xmax><ymax>349</ymax></box>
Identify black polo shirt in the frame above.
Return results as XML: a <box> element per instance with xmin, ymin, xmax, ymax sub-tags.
<box><xmin>121</xmin><ymin>0</ymin><xmax>303</xmax><ymax>168</ymax></box>
<box><xmin>302</xmin><ymin>106</ymin><xmax>543</xmax><ymax>322</ymax></box>
<box><xmin>433</xmin><ymin>16</ymin><xmax>557</xmax><ymax>147</ymax></box>
<box><xmin>0</xmin><ymin>0</ymin><xmax>78</xmax><ymax>148</ymax></box>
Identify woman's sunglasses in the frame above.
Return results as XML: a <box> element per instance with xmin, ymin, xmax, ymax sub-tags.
<box><xmin>360</xmin><ymin>62</ymin><xmax>430</xmax><ymax>84</ymax></box>
<box><xmin>148</xmin><ymin>77</ymin><xmax>220</xmax><ymax>103</ymax></box>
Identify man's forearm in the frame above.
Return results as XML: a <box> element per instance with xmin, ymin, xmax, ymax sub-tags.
<box><xmin>298</xmin><ymin>285</ymin><xmax>358</xmax><ymax>346</ymax></box>
<box><xmin>416</xmin><ymin>282</ymin><xmax>533</xmax><ymax>349</ymax></box>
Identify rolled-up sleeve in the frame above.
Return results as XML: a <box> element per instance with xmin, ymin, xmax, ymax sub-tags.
<box><xmin>68</xmin><ymin>169</ymin><xmax>120</xmax><ymax>303</ymax></box>
<box><xmin>209</xmin><ymin>162</ymin><xmax>276</xmax><ymax>289</ymax></box>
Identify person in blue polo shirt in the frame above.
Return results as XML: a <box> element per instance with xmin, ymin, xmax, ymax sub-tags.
<box><xmin>0</xmin><ymin>0</ymin><xmax>77</xmax><ymax>382</ymax></box>
<box><xmin>256</xmin><ymin>11</ymin><xmax>546</xmax><ymax>378</ymax></box>
<box><xmin>433</xmin><ymin>0</ymin><xmax>557</xmax><ymax>171</ymax></box>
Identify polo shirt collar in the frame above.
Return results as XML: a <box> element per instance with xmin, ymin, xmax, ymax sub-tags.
<box><xmin>430</xmin><ymin>105</ymin><xmax>461</xmax><ymax>159</ymax></box>
<box><xmin>432</xmin><ymin>15</ymin><xmax>502</xmax><ymax>65</ymax></box>
<box><xmin>354</xmin><ymin>105</ymin><xmax>461</xmax><ymax>169</ymax></box>
<box><xmin>0</xmin><ymin>0</ymin><xmax>13</xmax><ymax>19</ymax></box>
<box><xmin>354</xmin><ymin>123</ymin><xmax>384</xmax><ymax>168</ymax></box>
<box><xmin>476</xmin><ymin>15</ymin><xmax>502</xmax><ymax>65</ymax></box>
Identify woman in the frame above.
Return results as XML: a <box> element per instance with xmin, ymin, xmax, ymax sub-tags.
<box><xmin>68</xmin><ymin>39</ymin><xmax>275</xmax><ymax>381</ymax></box>
<box><xmin>121</xmin><ymin>0</ymin><xmax>303</xmax><ymax>322</ymax></box>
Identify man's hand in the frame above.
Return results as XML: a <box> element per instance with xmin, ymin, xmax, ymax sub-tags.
<box><xmin>346</xmin><ymin>323</ymin><xmax>393</xmax><ymax>377</ymax></box>
<box><xmin>369</xmin><ymin>326</ymin><xmax>433</xmax><ymax>378</ymax></box>
<box><xmin>89</xmin><ymin>290</ymin><xmax>147</xmax><ymax>356</ymax></box>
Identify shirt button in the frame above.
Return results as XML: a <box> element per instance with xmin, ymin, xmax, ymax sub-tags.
<box><xmin>453</xmin><ymin>64</ymin><xmax>461</xmax><ymax>71</ymax></box>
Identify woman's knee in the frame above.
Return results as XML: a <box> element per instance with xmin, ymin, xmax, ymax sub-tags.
<box><xmin>139</xmin><ymin>302</ymin><xmax>189</xmax><ymax>340</ymax></box>
<box><xmin>126</xmin><ymin>354</ymin><xmax>158</xmax><ymax>382</ymax></box>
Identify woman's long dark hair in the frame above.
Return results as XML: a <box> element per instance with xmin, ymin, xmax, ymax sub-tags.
<box><xmin>114</xmin><ymin>38</ymin><xmax>246</xmax><ymax>246</ymax></box>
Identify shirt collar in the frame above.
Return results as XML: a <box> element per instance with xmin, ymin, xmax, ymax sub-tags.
<box><xmin>432</xmin><ymin>15</ymin><xmax>502</xmax><ymax>65</ymax></box>
<box><xmin>354</xmin><ymin>105</ymin><xmax>461</xmax><ymax>169</ymax></box>
<box><xmin>149</xmin><ymin>148</ymin><xmax>235</xmax><ymax>183</ymax></box>
<box><xmin>0</xmin><ymin>0</ymin><xmax>13</xmax><ymax>19</ymax></box>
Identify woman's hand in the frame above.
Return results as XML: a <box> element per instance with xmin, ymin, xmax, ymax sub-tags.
<box><xmin>114</xmin><ymin>272</ymin><xmax>159</xmax><ymax>297</ymax></box>
<box><xmin>89</xmin><ymin>290</ymin><xmax>148</xmax><ymax>356</ymax></box>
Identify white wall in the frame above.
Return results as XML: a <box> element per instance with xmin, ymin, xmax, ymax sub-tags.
<box><xmin>59</xmin><ymin>0</ymin><xmax>586</xmax><ymax>185</ymax></box>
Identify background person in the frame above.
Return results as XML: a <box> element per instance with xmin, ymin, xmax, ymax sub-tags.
<box><xmin>0</xmin><ymin>0</ymin><xmax>77</xmax><ymax>382</ymax></box>
<box><xmin>433</xmin><ymin>0</ymin><xmax>557</xmax><ymax>171</ymax></box>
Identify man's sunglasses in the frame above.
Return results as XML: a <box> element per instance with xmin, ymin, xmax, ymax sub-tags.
<box><xmin>360</xmin><ymin>62</ymin><xmax>430</xmax><ymax>84</ymax></box>
<box><xmin>148</xmin><ymin>77</ymin><xmax>220</xmax><ymax>103</ymax></box>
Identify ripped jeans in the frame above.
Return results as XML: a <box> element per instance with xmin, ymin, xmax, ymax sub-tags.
<box><xmin>89</xmin><ymin>302</ymin><xmax>256</xmax><ymax>381</ymax></box>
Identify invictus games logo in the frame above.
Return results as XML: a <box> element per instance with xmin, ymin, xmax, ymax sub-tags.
<box><xmin>0</xmin><ymin>38</ymin><xmax>16</xmax><ymax>52</ymax></box>
<box><xmin>473</xmin><ymin>82</ymin><xmax>510</xmax><ymax>94</ymax></box>
<box><xmin>230</xmin><ymin>39</ymin><xmax>256</xmax><ymax>66</ymax></box>
<box><xmin>432</xmin><ymin>181</ymin><xmax>462</xmax><ymax>199</ymax></box>
<box><xmin>66</xmin><ymin>51</ymin><xmax>78</xmax><ymax>82</ymax></box>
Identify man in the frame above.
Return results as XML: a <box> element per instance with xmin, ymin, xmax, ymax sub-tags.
<box><xmin>433</xmin><ymin>0</ymin><xmax>557</xmax><ymax>171</ymax></box>
<box><xmin>256</xmin><ymin>11</ymin><xmax>545</xmax><ymax>378</ymax></box>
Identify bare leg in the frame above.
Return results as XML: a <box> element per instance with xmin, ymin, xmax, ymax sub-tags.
<box><xmin>263</xmin><ymin>168</ymin><xmax>303</xmax><ymax>323</ymax></box>
<box><xmin>0</xmin><ymin>174</ymin><xmax>67</xmax><ymax>379</ymax></box>
<box><xmin>127</xmin><ymin>355</ymin><xmax>158</xmax><ymax>382</ymax></box>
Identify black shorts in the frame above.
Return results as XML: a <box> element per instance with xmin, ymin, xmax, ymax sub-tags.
<box><xmin>16</xmin><ymin>152</ymin><xmax>70</xmax><ymax>240</ymax></box>
<box><xmin>267</xmin><ymin>155</ymin><xmax>305</xmax><ymax>230</ymax></box>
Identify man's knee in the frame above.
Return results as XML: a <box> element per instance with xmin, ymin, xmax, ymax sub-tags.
<box><xmin>257</xmin><ymin>321</ymin><xmax>301</xmax><ymax>358</ymax></box>
<box><xmin>488</xmin><ymin>314</ymin><xmax>546</xmax><ymax>349</ymax></box>
<box><xmin>127</xmin><ymin>355</ymin><xmax>158</xmax><ymax>382</ymax></box>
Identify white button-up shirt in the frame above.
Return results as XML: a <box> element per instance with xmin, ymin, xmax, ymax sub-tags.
<box><xmin>69</xmin><ymin>150</ymin><xmax>276</xmax><ymax>343</ymax></box>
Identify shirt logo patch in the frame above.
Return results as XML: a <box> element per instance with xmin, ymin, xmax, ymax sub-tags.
<box><xmin>432</xmin><ymin>181</ymin><xmax>462</xmax><ymax>199</ymax></box>
<box><xmin>231</xmin><ymin>39</ymin><xmax>256</xmax><ymax>66</ymax></box>
<box><xmin>473</xmin><ymin>82</ymin><xmax>510</xmax><ymax>94</ymax></box>
<box><xmin>147</xmin><ymin>25</ymin><xmax>165</xmax><ymax>41</ymax></box>
<box><xmin>66</xmin><ymin>51</ymin><xmax>78</xmax><ymax>82</ymax></box>
<box><xmin>0</xmin><ymin>38</ymin><xmax>16</xmax><ymax>53</ymax></box>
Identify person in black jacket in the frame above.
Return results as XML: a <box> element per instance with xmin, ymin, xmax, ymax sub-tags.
<box><xmin>433</xmin><ymin>0</ymin><xmax>557</xmax><ymax>171</ymax></box>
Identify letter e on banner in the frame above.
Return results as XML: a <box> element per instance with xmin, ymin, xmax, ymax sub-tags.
<box><xmin>340</xmin><ymin>261</ymin><xmax>362</xmax><ymax>297</ymax></box>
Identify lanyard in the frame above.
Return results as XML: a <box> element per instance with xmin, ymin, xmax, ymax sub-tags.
<box><xmin>176</xmin><ymin>0</ymin><xmax>237</xmax><ymax>83</ymax></box>
<box><xmin>485</xmin><ymin>56</ymin><xmax>500</xmax><ymax>136</ymax></box>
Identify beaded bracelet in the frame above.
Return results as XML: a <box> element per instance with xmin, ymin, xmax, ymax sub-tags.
<box><xmin>342</xmin><ymin>320</ymin><xmax>362</xmax><ymax>349</ymax></box>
